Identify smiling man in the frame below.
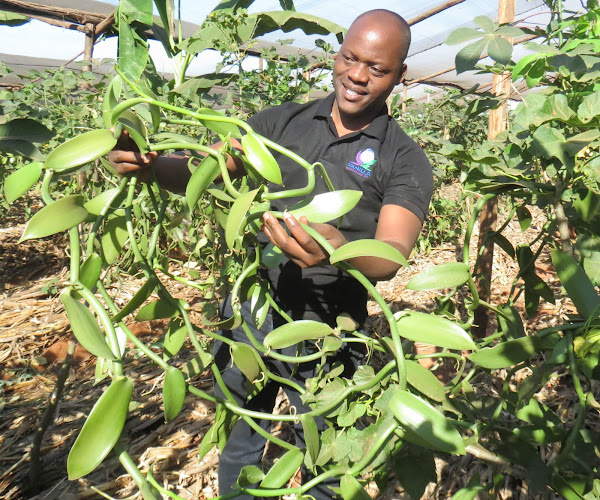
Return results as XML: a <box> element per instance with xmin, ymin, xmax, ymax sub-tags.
<box><xmin>109</xmin><ymin>9</ymin><xmax>432</xmax><ymax>499</ymax></box>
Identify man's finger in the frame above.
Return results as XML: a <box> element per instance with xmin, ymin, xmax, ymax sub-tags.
<box><xmin>283</xmin><ymin>212</ymin><xmax>322</xmax><ymax>254</ymax></box>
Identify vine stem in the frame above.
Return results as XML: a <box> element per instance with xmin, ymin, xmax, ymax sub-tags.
<box><xmin>464</xmin><ymin>193</ymin><xmax>495</xmax><ymax>265</ymax></box>
<box><xmin>113</xmin><ymin>440</ymin><xmax>159</xmax><ymax>500</ymax></box>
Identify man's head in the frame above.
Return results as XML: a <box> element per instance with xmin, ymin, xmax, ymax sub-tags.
<box><xmin>332</xmin><ymin>9</ymin><xmax>411</xmax><ymax>131</ymax></box>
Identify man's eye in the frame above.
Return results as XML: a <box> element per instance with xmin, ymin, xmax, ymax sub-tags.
<box><xmin>370</xmin><ymin>67</ymin><xmax>384</xmax><ymax>76</ymax></box>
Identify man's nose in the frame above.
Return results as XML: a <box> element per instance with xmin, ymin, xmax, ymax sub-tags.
<box><xmin>348</xmin><ymin>63</ymin><xmax>369</xmax><ymax>84</ymax></box>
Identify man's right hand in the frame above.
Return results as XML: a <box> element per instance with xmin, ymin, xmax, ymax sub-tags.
<box><xmin>108</xmin><ymin>129</ymin><xmax>159</xmax><ymax>178</ymax></box>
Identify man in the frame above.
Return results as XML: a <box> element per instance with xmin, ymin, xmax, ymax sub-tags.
<box><xmin>110</xmin><ymin>9</ymin><xmax>432</xmax><ymax>498</ymax></box>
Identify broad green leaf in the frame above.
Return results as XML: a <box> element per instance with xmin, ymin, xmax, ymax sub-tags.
<box><xmin>45</xmin><ymin>130</ymin><xmax>117</xmax><ymax>173</ymax></box>
<box><xmin>3</xmin><ymin>161</ymin><xmax>42</xmax><ymax>203</ymax></box>
<box><xmin>263</xmin><ymin>320</ymin><xmax>334</xmax><ymax>349</ymax></box>
<box><xmin>83</xmin><ymin>188</ymin><xmax>126</xmax><ymax>216</ymax></box>
<box><xmin>445</xmin><ymin>27</ymin><xmax>483</xmax><ymax>45</ymax></box>
<box><xmin>260</xmin><ymin>448</ymin><xmax>304</xmax><ymax>488</ymax></box>
<box><xmin>225</xmin><ymin>188</ymin><xmax>259</xmax><ymax>249</ymax></box>
<box><xmin>231</xmin><ymin>342</ymin><xmax>261</xmax><ymax>382</ymax></box>
<box><xmin>172</xmin><ymin>74</ymin><xmax>237</xmax><ymax>102</ymax></box>
<box><xmin>0</xmin><ymin>118</ymin><xmax>53</xmax><ymax>142</ymax></box>
<box><xmin>394</xmin><ymin>311</ymin><xmax>477</xmax><ymax>351</ymax></box>
<box><xmin>0</xmin><ymin>139</ymin><xmax>43</xmax><ymax>160</ymax></box>
<box><xmin>288</xmin><ymin>190</ymin><xmax>362</xmax><ymax>223</ymax></box>
<box><xmin>207</xmin><ymin>187</ymin><xmax>236</xmax><ymax>203</ymax></box>
<box><xmin>299</xmin><ymin>414</ymin><xmax>320</xmax><ymax>466</ymax></box>
<box><xmin>516</xmin><ymin>206</ymin><xmax>532</xmax><ymax>232</ymax></box>
<box><xmin>135</xmin><ymin>299</ymin><xmax>179</xmax><ymax>321</ymax></box>
<box><xmin>495</xmin><ymin>25</ymin><xmax>524</xmax><ymax>38</ymax></box>
<box><xmin>407</xmin><ymin>262</ymin><xmax>470</xmax><ymax>290</ymax></box>
<box><xmin>564</xmin><ymin>129</ymin><xmax>600</xmax><ymax>157</ymax></box>
<box><xmin>79</xmin><ymin>253</ymin><xmax>103</xmax><ymax>292</ymax></box>
<box><xmin>547</xmin><ymin>94</ymin><xmax>575</xmax><ymax>121</ymax></box>
<box><xmin>163</xmin><ymin>318</ymin><xmax>188</xmax><ymax>359</ymax></box>
<box><xmin>405</xmin><ymin>360</ymin><xmax>446</xmax><ymax>402</ymax></box>
<box><xmin>336</xmin><ymin>313</ymin><xmax>358</xmax><ymax>332</ymax></box>
<box><xmin>322</xmin><ymin>335</ymin><xmax>343</xmax><ymax>352</ymax></box>
<box><xmin>241</xmin><ymin>132</ymin><xmax>282</xmax><ymax>185</ymax></box>
<box><xmin>111</xmin><ymin>276</ymin><xmax>158</xmax><ymax>323</ymax></box>
<box><xmin>390</xmin><ymin>390</ymin><xmax>465</xmax><ymax>455</ymax></box>
<box><xmin>102</xmin><ymin>76</ymin><xmax>122</xmax><ymax>128</ymax></box>
<box><xmin>117</xmin><ymin>110</ymin><xmax>149</xmax><ymax>154</ymax></box>
<box><xmin>186</xmin><ymin>155</ymin><xmax>220</xmax><ymax>209</ymax></box>
<box><xmin>117</xmin><ymin>8</ymin><xmax>149</xmax><ymax>82</ymax></box>
<box><xmin>473</xmin><ymin>15</ymin><xmax>495</xmax><ymax>34</ymax></box>
<box><xmin>261</xmin><ymin>242</ymin><xmax>286</xmax><ymax>268</ymax></box>
<box><xmin>577</xmin><ymin>90</ymin><xmax>600</xmax><ymax>123</ymax></box>
<box><xmin>512</xmin><ymin>53</ymin><xmax>544</xmax><ymax>81</ymax></box>
<box><xmin>393</xmin><ymin>447</ymin><xmax>436</xmax><ymax>500</ymax></box>
<box><xmin>251</xmin><ymin>11</ymin><xmax>345</xmax><ymax>44</ymax></box>
<box><xmin>67</xmin><ymin>376</ymin><xmax>133</xmax><ymax>479</ymax></box>
<box><xmin>101</xmin><ymin>215</ymin><xmax>128</xmax><ymax>265</ymax></box>
<box><xmin>329</xmin><ymin>239</ymin><xmax>408</xmax><ymax>267</ymax></box>
<box><xmin>182</xmin><ymin>349</ymin><xmax>213</xmax><ymax>379</ymax></box>
<box><xmin>61</xmin><ymin>291</ymin><xmax>116</xmax><ymax>360</ymax></box>
<box><xmin>492</xmin><ymin>233</ymin><xmax>516</xmax><ymax>258</ymax></box>
<box><xmin>237</xmin><ymin>465</ymin><xmax>264</xmax><ymax>487</ymax></box>
<box><xmin>0</xmin><ymin>10</ymin><xmax>30</xmax><ymax>26</ymax></box>
<box><xmin>469</xmin><ymin>333</ymin><xmax>559</xmax><ymax>369</ymax></box>
<box><xmin>455</xmin><ymin>37</ymin><xmax>488</xmax><ymax>74</ymax></box>
<box><xmin>20</xmin><ymin>195</ymin><xmax>88</xmax><ymax>242</ymax></box>
<box><xmin>531</xmin><ymin>124</ymin><xmax>568</xmax><ymax>165</ymax></box>
<box><xmin>584</xmin><ymin>253</ymin><xmax>600</xmax><ymax>286</ymax></box>
<box><xmin>250</xmin><ymin>282</ymin><xmax>269</xmax><ymax>329</ymax></box>
<box><xmin>197</xmin><ymin>108</ymin><xmax>242</xmax><ymax>138</ymax></box>
<box><xmin>487</xmin><ymin>35</ymin><xmax>513</xmax><ymax>65</ymax></box>
<box><xmin>163</xmin><ymin>366</ymin><xmax>186</xmax><ymax>421</ymax></box>
<box><xmin>497</xmin><ymin>304</ymin><xmax>525</xmax><ymax>339</ymax></box>
<box><xmin>340</xmin><ymin>474</ymin><xmax>371</xmax><ymax>500</ymax></box>
<box><xmin>551</xmin><ymin>249</ymin><xmax>600</xmax><ymax>318</ymax></box>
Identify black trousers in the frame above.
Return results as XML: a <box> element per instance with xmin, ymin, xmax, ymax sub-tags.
<box><xmin>213</xmin><ymin>297</ymin><xmax>365</xmax><ymax>500</ymax></box>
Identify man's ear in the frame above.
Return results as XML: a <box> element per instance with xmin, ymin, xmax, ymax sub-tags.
<box><xmin>398</xmin><ymin>63</ymin><xmax>408</xmax><ymax>85</ymax></box>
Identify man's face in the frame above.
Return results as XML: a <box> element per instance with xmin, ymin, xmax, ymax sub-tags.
<box><xmin>333</xmin><ymin>19</ymin><xmax>406</xmax><ymax>126</ymax></box>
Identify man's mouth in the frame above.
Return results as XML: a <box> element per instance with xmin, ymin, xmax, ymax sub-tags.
<box><xmin>343</xmin><ymin>84</ymin><xmax>366</xmax><ymax>101</ymax></box>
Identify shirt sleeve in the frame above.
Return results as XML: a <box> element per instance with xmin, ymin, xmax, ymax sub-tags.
<box><xmin>382</xmin><ymin>140</ymin><xmax>434</xmax><ymax>223</ymax></box>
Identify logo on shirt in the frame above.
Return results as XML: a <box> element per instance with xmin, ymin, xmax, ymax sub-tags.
<box><xmin>346</xmin><ymin>148</ymin><xmax>376</xmax><ymax>178</ymax></box>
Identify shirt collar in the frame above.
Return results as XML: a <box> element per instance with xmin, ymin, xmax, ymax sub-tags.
<box><xmin>314</xmin><ymin>93</ymin><xmax>389</xmax><ymax>142</ymax></box>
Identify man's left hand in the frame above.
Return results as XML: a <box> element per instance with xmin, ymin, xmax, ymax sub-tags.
<box><xmin>262</xmin><ymin>212</ymin><xmax>347</xmax><ymax>269</ymax></box>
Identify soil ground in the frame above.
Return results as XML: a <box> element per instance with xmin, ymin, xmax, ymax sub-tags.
<box><xmin>0</xmin><ymin>191</ymin><xmax>597</xmax><ymax>500</ymax></box>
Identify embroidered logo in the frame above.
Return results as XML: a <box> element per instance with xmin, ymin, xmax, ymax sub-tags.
<box><xmin>346</xmin><ymin>148</ymin><xmax>376</xmax><ymax>178</ymax></box>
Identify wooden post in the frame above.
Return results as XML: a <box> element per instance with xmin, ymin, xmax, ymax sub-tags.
<box><xmin>472</xmin><ymin>0</ymin><xmax>515</xmax><ymax>338</ymax></box>
<box><xmin>402</xmin><ymin>83</ymin><xmax>408</xmax><ymax>116</ymax></box>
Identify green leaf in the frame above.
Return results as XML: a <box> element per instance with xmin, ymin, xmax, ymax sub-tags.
<box><xmin>117</xmin><ymin>110</ymin><xmax>149</xmax><ymax>154</ymax></box>
<box><xmin>79</xmin><ymin>253</ymin><xmax>103</xmax><ymax>292</ymax></box>
<box><xmin>197</xmin><ymin>108</ymin><xmax>242</xmax><ymax>138</ymax></box>
<box><xmin>407</xmin><ymin>262</ymin><xmax>470</xmax><ymax>290</ymax></box>
<box><xmin>135</xmin><ymin>299</ymin><xmax>178</xmax><ymax>321</ymax></box>
<box><xmin>497</xmin><ymin>304</ymin><xmax>525</xmax><ymax>339</ymax></box>
<box><xmin>250</xmin><ymin>282</ymin><xmax>269</xmax><ymax>329</ymax></box>
<box><xmin>117</xmin><ymin>8</ymin><xmax>149</xmax><ymax>82</ymax></box>
<box><xmin>45</xmin><ymin>130</ymin><xmax>117</xmax><ymax>173</ymax></box>
<box><xmin>225</xmin><ymin>188</ymin><xmax>259</xmax><ymax>249</ymax></box>
<box><xmin>340</xmin><ymin>474</ymin><xmax>371</xmax><ymax>500</ymax></box>
<box><xmin>237</xmin><ymin>465</ymin><xmax>264</xmax><ymax>487</ymax></box>
<box><xmin>551</xmin><ymin>249</ymin><xmax>600</xmax><ymax>318</ymax></box>
<box><xmin>495</xmin><ymin>25</ymin><xmax>524</xmax><ymax>38</ymax></box>
<box><xmin>577</xmin><ymin>90</ymin><xmax>600</xmax><ymax>123</ymax></box>
<box><xmin>260</xmin><ymin>448</ymin><xmax>304</xmax><ymax>489</ymax></box>
<box><xmin>491</xmin><ymin>233</ymin><xmax>516</xmax><ymax>258</ymax></box>
<box><xmin>531</xmin><ymin>124</ymin><xmax>568</xmax><ymax>165</ymax></box>
<box><xmin>405</xmin><ymin>360</ymin><xmax>446</xmax><ymax>402</ymax></box>
<box><xmin>163</xmin><ymin>366</ymin><xmax>186</xmax><ymax>421</ymax></box>
<box><xmin>231</xmin><ymin>342</ymin><xmax>261</xmax><ymax>382</ymax></box>
<box><xmin>473</xmin><ymin>15</ymin><xmax>495</xmax><ymax>34</ymax></box>
<box><xmin>0</xmin><ymin>118</ymin><xmax>53</xmax><ymax>142</ymax></box>
<box><xmin>3</xmin><ymin>161</ymin><xmax>42</xmax><ymax>204</ymax></box>
<box><xmin>516</xmin><ymin>206</ymin><xmax>532</xmax><ymax>232</ymax></box>
<box><xmin>20</xmin><ymin>195</ymin><xmax>88</xmax><ymax>242</ymax></box>
<box><xmin>186</xmin><ymin>155</ymin><xmax>220</xmax><ymax>210</ymax></box>
<box><xmin>111</xmin><ymin>276</ymin><xmax>158</xmax><ymax>323</ymax></box>
<box><xmin>445</xmin><ymin>27</ymin><xmax>483</xmax><ymax>45</ymax></box>
<box><xmin>289</xmin><ymin>190</ymin><xmax>362</xmax><ymax>223</ymax></box>
<box><xmin>469</xmin><ymin>333</ymin><xmax>559</xmax><ymax>369</ymax></box>
<box><xmin>390</xmin><ymin>390</ymin><xmax>465</xmax><ymax>455</ymax></box>
<box><xmin>102</xmin><ymin>76</ymin><xmax>123</xmax><ymax>128</ymax></box>
<box><xmin>261</xmin><ymin>242</ymin><xmax>286</xmax><ymax>268</ymax></box>
<box><xmin>455</xmin><ymin>37</ymin><xmax>488</xmax><ymax>74</ymax></box>
<box><xmin>395</xmin><ymin>311</ymin><xmax>477</xmax><ymax>351</ymax></box>
<box><xmin>101</xmin><ymin>215</ymin><xmax>128</xmax><ymax>265</ymax></box>
<box><xmin>263</xmin><ymin>320</ymin><xmax>334</xmax><ymax>349</ymax></box>
<box><xmin>67</xmin><ymin>376</ymin><xmax>133</xmax><ymax>479</ymax></box>
<box><xmin>0</xmin><ymin>139</ymin><xmax>43</xmax><ymax>160</ymax></box>
<box><xmin>172</xmin><ymin>74</ymin><xmax>236</xmax><ymax>101</ymax></box>
<box><xmin>83</xmin><ymin>188</ymin><xmax>126</xmax><ymax>216</ymax></box>
<box><xmin>182</xmin><ymin>349</ymin><xmax>213</xmax><ymax>379</ymax></box>
<box><xmin>241</xmin><ymin>132</ymin><xmax>282</xmax><ymax>185</ymax></box>
<box><xmin>163</xmin><ymin>318</ymin><xmax>188</xmax><ymax>359</ymax></box>
<box><xmin>0</xmin><ymin>10</ymin><xmax>30</xmax><ymax>26</ymax></box>
<box><xmin>487</xmin><ymin>35</ymin><xmax>513</xmax><ymax>65</ymax></box>
<box><xmin>547</xmin><ymin>94</ymin><xmax>575</xmax><ymax>122</ymax></box>
<box><xmin>251</xmin><ymin>11</ymin><xmax>345</xmax><ymax>44</ymax></box>
<box><xmin>393</xmin><ymin>447</ymin><xmax>436</xmax><ymax>500</ymax></box>
<box><xmin>329</xmin><ymin>239</ymin><xmax>407</xmax><ymax>266</ymax></box>
<box><xmin>61</xmin><ymin>291</ymin><xmax>116</xmax><ymax>360</ymax></box>
<box><xmin>299</xmin><ymin>414</ymin><xmax>320</xmax><ymax>466</ymax></box>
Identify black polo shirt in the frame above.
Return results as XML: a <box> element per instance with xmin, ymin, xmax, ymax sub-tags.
<box><xmin>248</xmin><ymin>93</ymin><xmax>433</xmax><ymax>326</ymax></box>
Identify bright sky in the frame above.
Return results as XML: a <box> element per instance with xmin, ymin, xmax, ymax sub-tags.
<box><xmin>0</xmin><ymin>0</ymin><xmax>588</xmax><ymax>95</ymax></box>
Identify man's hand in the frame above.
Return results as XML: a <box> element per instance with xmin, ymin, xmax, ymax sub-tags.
<box><xmin>108</xmin><ymin>129</ymin><xmax>159</xmax><ymax>179</ymax></box>
<box><xmin>262</xmin><ymin>212</ymin><xmax>347</xmax><ymax>269</ymax></box>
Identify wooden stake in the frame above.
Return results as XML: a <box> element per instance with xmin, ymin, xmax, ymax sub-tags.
<box><xmin>472</xmin><ymin>0</ymin><xmax>515</xmax><ymax>338</ymax></box>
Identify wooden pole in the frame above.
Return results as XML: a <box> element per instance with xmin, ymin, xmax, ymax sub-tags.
<box><xmin>472</xmin><ymin>0</ymin><xmax>515</xmax><ymax>338</ymax></box>
<box><xmin>407</xmin><ymin>0</ymin><xmax>467</xmax><ymax>26</ymax></box>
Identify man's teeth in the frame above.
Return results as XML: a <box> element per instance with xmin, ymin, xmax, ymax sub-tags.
<box><xmin>347</xmin><ymin>88</ymin><xmax>359</xmax><ymax>96</ymax></box>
